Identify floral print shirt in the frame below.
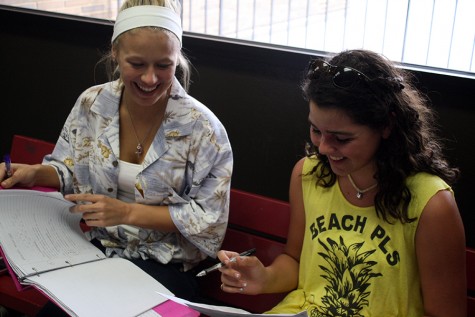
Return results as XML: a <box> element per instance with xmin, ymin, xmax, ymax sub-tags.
<box><xmin>44</xmin><ymin>78</ymin><xmax>233</xmax><ymax>270</ymax></box>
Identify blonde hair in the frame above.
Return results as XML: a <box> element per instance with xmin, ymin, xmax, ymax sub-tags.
<box><xmin>103</xmin><ymin>0</ymin><xmax>191</xmax><ymax>91</ymax></box>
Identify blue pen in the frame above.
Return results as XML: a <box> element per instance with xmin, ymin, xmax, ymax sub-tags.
<box><xmin>4</xmin><ymin>154</ymin><xmax>12</xmax><ymax>178</ymax></box>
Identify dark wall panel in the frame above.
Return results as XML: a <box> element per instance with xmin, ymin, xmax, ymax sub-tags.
<box><xmin>0</xmin><ymin>8</ymin><xmax>111</xmax><ymax>148</ymax></box>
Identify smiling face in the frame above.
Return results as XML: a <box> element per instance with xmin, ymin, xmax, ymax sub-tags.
<box><xmin>308</xmin><ymin>100</ymin><xmax>390</xmax><ymax>178</ymax></box>
<box><xmin>113</xmin><ymin>27</ymin><xmax>179</xmax><ymax>108</ymax></box>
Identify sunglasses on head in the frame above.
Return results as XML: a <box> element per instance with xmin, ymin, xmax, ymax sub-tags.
<box><xmin>307</xmin><ymin>59</ymin><xmax>372</xmax><ymax>89</ymax></box>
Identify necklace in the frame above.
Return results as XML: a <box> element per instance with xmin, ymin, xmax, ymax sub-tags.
<box><xmin>347</xmin><ymin>174</ymin><xmax>378</xmax><ymax>199</ymax></box>
<box><xmin>125</xmin><ymin>103</ymin><xmax>161</xmax><ymax>157</ymax></box>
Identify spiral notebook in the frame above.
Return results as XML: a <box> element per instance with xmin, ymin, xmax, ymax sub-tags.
<box><xmin>0</xmin><ymin>189</ymin><xmax>173</xmax><ymax>317</ymax></box>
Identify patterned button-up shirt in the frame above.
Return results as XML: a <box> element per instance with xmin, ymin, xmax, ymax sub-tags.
<box><xmin>44</xmin><ymin>78</ymin><xmax>233</xmax><ymax>270</ymax></box>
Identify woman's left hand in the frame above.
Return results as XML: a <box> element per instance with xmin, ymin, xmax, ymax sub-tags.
<box><xmin>66</xmin><ymin>193</ymin><xmax>131</xmax><ymax>227</ymax></box>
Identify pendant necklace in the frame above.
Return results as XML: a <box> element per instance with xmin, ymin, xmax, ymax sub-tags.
<box><xmin>347</xmin><ymin>174</ymin><xmax>378</xmax><ymax>199</ymax></box>
<box><xmin>125</xmin><ymin>103</ymin><xmax>161</xmax><ymax>157</ymax></box>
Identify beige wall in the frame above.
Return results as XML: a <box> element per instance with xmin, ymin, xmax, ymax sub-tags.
<box><xmin>0</xmin><ymin>0</ymin><xmax>118</xmax><ymax>19</ymax></box>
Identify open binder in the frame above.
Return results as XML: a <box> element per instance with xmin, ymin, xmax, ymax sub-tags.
<box><xmin>0</xmin><ymin>189</ymin><xmax>173</xmax><ymax>317</ymax></box>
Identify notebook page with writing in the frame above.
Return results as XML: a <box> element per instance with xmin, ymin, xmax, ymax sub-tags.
<box><xmin>0</xmin><ymin>190</ymin><xmax>106</xmax><ymax>279</ymax></box>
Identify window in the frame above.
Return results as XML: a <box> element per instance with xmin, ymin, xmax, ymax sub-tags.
<box><xmin>181</xmin><ymin>0</ymin><xmax>475</xmax><ymax>76</ymax></box>
<box><xmin>2</xmin><ymin>0</ymin><xmax>474</xmax><ymax>76</ymax></box>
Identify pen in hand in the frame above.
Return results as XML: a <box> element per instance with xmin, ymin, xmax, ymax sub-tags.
<box><xmin>3</xmin><ymin>154</ymin><xmax>12</xmax><ymax>178</ymax></box>
<box><xmin>196</xmin><ymin>248</ymin><xmax>256</xmax><ymax>277</ymax></box>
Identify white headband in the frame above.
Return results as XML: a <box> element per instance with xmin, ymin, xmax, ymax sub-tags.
<box><xmin>112</xmin><ymin>5</ymin><xmax>183</xmax><ymax>47</ymax></box>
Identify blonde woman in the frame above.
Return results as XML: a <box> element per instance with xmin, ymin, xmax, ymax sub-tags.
<box><xmin>1</xmin><ymin>1</ymin><xmax>233</xmax><ymax>314</ymax></box>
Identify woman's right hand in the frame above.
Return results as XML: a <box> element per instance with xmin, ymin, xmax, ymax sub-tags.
<box><xmin>217</xmin><ymin>249</ymin><xmax>267</xmax><ymax>295</ymax></box>
<box><xmin>0</xmin><ymin>163</ymin><xmax>41</xmax><ymax>188</ymax></box>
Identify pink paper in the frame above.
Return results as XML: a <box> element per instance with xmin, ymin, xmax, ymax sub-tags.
<box><xmin>153</xmin><ymin>300</ymin><xmax>200</xmax><ymax>317</ymax></box>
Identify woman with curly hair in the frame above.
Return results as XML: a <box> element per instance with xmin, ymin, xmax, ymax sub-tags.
<box><xmin>218</xmin><ymin>49</ymin><xmax>465</xmax><ymax>316</ymax></box>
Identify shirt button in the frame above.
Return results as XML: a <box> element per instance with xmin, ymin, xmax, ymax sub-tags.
<box><xmin>112</xmin><ymin>161</ymin><xmax>118</xmax><ymax>167</ymax></box>
<box><xmin>107</xmin><ymin>188</ymin><xmax>113</xmax><ymax>192</ymax></box>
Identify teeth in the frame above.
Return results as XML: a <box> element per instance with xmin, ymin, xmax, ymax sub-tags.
<box><xmin>137</xmin><ymin>84</ymin><xmax>157</xmax><ymax>92</ymax></box>
<box><xmin>329</xmin><ymin>156</ymin><xmax>344</xmax><ymax>161</ymax></box>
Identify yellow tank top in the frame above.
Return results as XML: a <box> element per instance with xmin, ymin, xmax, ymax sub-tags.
<box><xmin>267</xmin><ymin>156</ymin><xmax>452</xmax><ymax>316</ymax></box>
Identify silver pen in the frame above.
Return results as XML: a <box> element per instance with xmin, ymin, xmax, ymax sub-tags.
<box><xmin>196</xmin><ymin>248</ymin><xmax>256</xmax><ymax>277</ymax></box>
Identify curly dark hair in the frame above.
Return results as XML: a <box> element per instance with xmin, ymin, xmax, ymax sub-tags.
<box><xmin>301</xmin><ymin>49</ymin><xmax>459</xmax><ymax>223</ymax></box>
